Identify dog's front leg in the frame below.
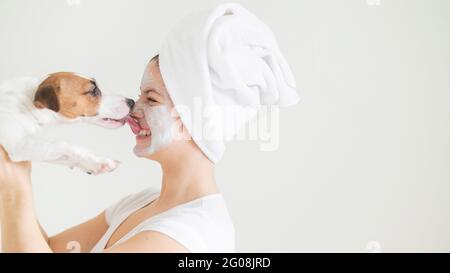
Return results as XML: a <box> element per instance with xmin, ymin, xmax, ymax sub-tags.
<box><xmin>7</xmin><ymin>137</ymin><xmax>119</xmax><ymax>175</ymax></box>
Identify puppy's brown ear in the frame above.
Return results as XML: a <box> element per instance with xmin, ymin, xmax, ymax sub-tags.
<box><xmin>34</xmin><ymin>85</ymin><xmax>60</xmax><ymax>112</ymax></box>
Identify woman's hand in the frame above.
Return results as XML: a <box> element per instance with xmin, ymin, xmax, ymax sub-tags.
<box><xmin>0</xmin><ymin>146</ymin><xmax>53</xmax><ymax>252</ymax></box>
<box><xmin>0</xmin><ymin>145</ymin><xmax>32</xmax><ymax>195</ymax></box>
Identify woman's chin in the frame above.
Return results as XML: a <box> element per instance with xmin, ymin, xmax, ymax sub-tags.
<box><xmin>133</xmin><ymin>142</ymin><xmax>162</xmax><ymax>159</ymax></box>
<box><xmin>133</xmin><ymin>140</ymin><xmax>173</xmax><ymax>160</ymax></box>
<box><xmin>133</xmin><ymin>135</ymin><xmax>150</xmax><ymax>152</ymax></box>
<box><xmin>133</xmin><ymin>135</ymin><xmax>150</xmax><ymax>154</ymax></box>
<box><xmin>133</xmin><ymin>145</ymin><xmax>152</xmax><ymax>158</ymax></box>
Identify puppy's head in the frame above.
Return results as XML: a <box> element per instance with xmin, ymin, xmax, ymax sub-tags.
<box><xmin>34</xmin><ymin>72</ymin><xmax>134</xmax><ymax>128</ymax></box>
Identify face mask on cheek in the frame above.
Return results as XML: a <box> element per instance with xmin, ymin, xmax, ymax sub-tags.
<box><xmin>134</xmin><ymin>105</ymin><xmax>176</xmax><ymax>157</ymax></box>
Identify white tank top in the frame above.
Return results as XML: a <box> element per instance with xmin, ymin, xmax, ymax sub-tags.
<box><xmin>90</xmin><ymin>187</ymin><xmax>235</xmax><ymax>253</ymax></box>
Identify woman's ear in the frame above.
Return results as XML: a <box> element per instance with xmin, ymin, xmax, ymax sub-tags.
<box><xmin>34</xmin><ymin>84</ymin><xmax>60</xmax><ymax>112</ymax></box>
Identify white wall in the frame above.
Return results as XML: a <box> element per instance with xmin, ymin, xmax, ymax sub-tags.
<box><xmin>0</xmin><ymin>0</ymin><xmax>449</xmax><ymax>252</ymax></box>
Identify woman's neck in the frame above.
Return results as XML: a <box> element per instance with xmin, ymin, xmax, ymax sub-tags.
<box><xmin>156</xmin><ymin>141</ymin><xmax>219</xmax><ymax>206</ymax></box>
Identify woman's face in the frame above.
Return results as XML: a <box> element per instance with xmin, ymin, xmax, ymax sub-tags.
<box><xmin>129</xmin><ymin>59</ymin><xmax>184</xmax><ymax>160</ymax></box>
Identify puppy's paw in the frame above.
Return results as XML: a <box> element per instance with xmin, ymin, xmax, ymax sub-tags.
<box><xmin>99</xmin><ymin>159</ymin><xmax>120</xmax><ymax>173</ymax></box>
<box><xmin>76</xmin><ymin>155</ymin><xmax>120</xmax><ymax>175</ymax></box>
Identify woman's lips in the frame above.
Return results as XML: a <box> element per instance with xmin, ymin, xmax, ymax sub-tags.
<box><xmin>136</xmin><ymin>134</ymin><xmax>151</xmax><ymax>143</ymax></box>
<box><xmin>125</xmin><ymin>116</ymin><xmax>141</xmax><ymax>134</ymax></box>
<box><xmin>125</xmin><ymin>116</ymin><xmax>151</xmax><ymax>137</ymax></box>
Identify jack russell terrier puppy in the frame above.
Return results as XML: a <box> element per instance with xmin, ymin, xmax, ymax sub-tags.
<box><xmin>0</xmin><ymin>72</ymin><xmax>135</xmax><ymax>175</ymax></box>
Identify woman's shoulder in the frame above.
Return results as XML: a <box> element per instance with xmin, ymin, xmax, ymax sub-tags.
<box><xmin>153</xmin><ymin>193</ymin><xmax>233</xmax><ymax>225</ymax></box>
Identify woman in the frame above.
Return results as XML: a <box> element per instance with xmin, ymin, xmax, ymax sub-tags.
<box><xmin>0</xmin><ymin>3</ymin><xmax>298</xmax><ymax>253</ymax></box>
<box><xmin>0</xmin><ymin>54</ymin><xmax>235</xmax><ymax>253</ymax></box>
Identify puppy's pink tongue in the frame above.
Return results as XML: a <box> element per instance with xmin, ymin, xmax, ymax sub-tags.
<box><xmin>125</xmin><ymin>116</ymin><xmax>141</xmax><ymax>135</ymax></box>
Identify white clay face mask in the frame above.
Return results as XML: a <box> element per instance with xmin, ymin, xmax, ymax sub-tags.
<box><xmin>133</xmin><ymin>105</ymin><xmax>176</xmax><ymax>157</ymax></box>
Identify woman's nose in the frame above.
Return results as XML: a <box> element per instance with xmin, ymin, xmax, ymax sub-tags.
<box><xmin>131</xmin><ymin>109</ymin><xmax>145</xmax><ymax>119</ymax></box>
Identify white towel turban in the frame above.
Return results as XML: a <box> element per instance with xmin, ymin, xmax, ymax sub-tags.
<box><xmin>159</xmin><ymin>3</ymin><xmax>300</xmax><ymax>163</ymax></box>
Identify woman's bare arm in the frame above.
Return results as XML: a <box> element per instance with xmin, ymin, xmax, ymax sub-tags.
<box><xmin>0</xmin><ymin>146</ymin><xmax>108</xmax><ymax>253</ymax></box>
<box><xmin>47</xmin><ymin>211</ymin><xmax>108</xmax><ymax>253</ymax></box>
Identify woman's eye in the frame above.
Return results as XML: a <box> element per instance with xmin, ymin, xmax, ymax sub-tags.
<box><xmin>147</xmin><ymin>97</ymin><xmax>158</xmax><ymax>103</ymax></box>
<box><xmin>143</xmin><ymin>91</ymin><xmax>162</xmax><ymax>105</ymax></box>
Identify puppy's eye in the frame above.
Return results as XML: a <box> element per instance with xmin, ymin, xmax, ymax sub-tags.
<box><xmin>85</xmin><ymin>87</ymin><xmax>101</xmax><ymax>97</ymax></box>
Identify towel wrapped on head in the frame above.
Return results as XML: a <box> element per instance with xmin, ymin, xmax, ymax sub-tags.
<box><xmin>159</xmin><ymin>3</ymin><xmax>300</xmax><ymax>163</ymax></box>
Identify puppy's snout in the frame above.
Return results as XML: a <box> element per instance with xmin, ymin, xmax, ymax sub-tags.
<box><xmin>126</xmin><ymin>98</ymin><xmax>135</xmax><ymax>109</ymax></box>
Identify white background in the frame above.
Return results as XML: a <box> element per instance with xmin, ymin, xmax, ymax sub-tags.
<box><xmin>0</xmin><ymin>0</ymin><xmax>449</xmax><ymax>252</ymax></box>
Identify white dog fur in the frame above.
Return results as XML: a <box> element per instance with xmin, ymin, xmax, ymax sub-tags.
<box><xmin>0</xmin><ymin>75</ymin><xmax>133</xmax><ymax>175</ymax></box>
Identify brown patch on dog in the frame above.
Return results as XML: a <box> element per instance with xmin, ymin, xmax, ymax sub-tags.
<box><xmin>34</xmin><ymin>85</ymin><xmax>60</xmax><ymax>112</ymax></box>
<box><xmin>34</xmin><ymin>72</ymin><xmax>101</xmax><ymax>119</ymax></box>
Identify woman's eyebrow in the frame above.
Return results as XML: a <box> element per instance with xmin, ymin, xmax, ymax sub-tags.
<box><xmin>143</xmin><ymin>88</ymin><xmax>160</xmax><ymax>95</ymax></box>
